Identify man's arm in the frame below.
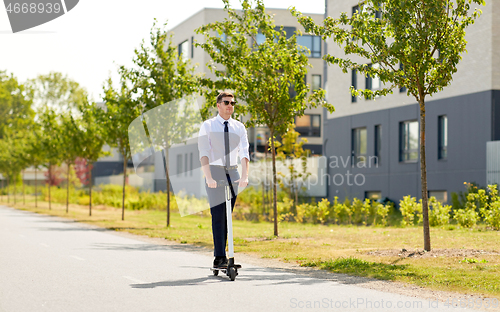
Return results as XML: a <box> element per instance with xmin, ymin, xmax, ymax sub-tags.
<box><xmin>198</xmin><ymin>122</ymin><xmax>216</xmax><ymax>188</ymax></box>
<box><xmin>201</xmin><ymin>156</ymin><xmax>216</xmax><ymax>188</ymax></box>
<box><xmin>236</xmin><ymin>157</ymin><xmax>249</xmax><ymax>188</ymax></box>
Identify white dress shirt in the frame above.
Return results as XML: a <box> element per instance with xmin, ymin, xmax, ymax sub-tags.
<box><xmin>198</xmin><ymin>114</ymin><xmax>250</xmax><ymax>166</ymax></box>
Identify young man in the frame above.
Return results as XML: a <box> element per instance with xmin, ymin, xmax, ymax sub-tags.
<box><xmin>198</xmin><ymin>92</ymin><xmax>249</xmax><ymax>268</ymax></box>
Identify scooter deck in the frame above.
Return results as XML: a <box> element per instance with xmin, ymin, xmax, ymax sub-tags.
<box><xmin>210</xmin><ymin>264</ymin><xmax>242</xmax><ymax>271</ymax></box>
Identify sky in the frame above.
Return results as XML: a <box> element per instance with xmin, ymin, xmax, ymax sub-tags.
<box><xmin>0</xmin><ymin>0</ymin><xmax>324</xmax><ymax>101</ymax></box>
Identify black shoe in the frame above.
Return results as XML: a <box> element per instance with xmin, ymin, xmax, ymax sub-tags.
<box><xmin>213</xmin><ymin>257</ymin><xmax>228</xmax><ymax>268</ymax></box>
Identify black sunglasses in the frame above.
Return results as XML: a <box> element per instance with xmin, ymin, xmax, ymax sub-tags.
<box><xmin>222</xmin><ymin>100</ymin><xmax>236</xmax><ymax>106</ymax></box>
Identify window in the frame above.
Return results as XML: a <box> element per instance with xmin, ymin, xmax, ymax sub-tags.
<box><xmin>297</xmin><ymin>35</ymin><xmax>321</xmax><ymax>58</ymax></box>
<box><xmin>312</xmin><ymin>75</ymin><xmax>321</xmax><ymax>91</ymax></box>
<box><xmin>295</xmin><ymin>114</ymin><xmax>321</xmax><ymax>137</ymax></box>
<box><xmin>351</xmin><ymin>69</ymin><xmax>357</xmax><ymax>103</ymax></box>
<box><xmin>278</xmin><ymin>26</ymin><xmax>296</xmax><ymax>39</ymax></box>
<box><xmin>374</xmin><ymin>125</ymin><xmax>381</xmax><ymax>165</ymax></box>
<box><xmin>400</xmin><ymin>120</ymin><xmax>419</xmax><ymax>162</ymax></box>
<box><xmin>190</xmin><ymin>153</ymin><xmax>193</xmax><ymax>176</ymax></box>
<box><xmin>184</xmin><ymin>153</ymin><xmax>188</xmax><ymax>176</ymax></box>
<box><xmin>399</xmin><ymin>63</ymin><xmax>407</xmax><ymax>93</ymax></box>
<box><xmin>429</xmin><ymin>190</ymin><xmax>448</xmax><ymax>203</ymax></box>
<box><xmin>178</xmin><ymin>40</ymin><xmax>188</xmax><ymax>61</ymax></box>
<box><xmin>352</xmin><ymin>127</ymin><xmax>367</xmax><ymax>165</ymax></box>
<box><xmin>438</xmin><ymin>115</ymin><xmax>448</xmax><ymax>160</ymax></box>
<box><xmin>366</xmin><ymin>63</ymin><xmax>380</xmax><ymax>91</ymax></box>
<box><xmin>352</xmin><ymin>5</ymin><xmax>360</xmax><ymax>16</ymax></box>
<box><xmin>176</xmin><ymin>154</ymin><xmax>183</xmax><ymax>175</ymax></box>
<box><xmin>190</xmin><ymin>36</ymin><xmax>194</xmax><ymax>58</ymax></box>
<box><xmin>365</xmin><ymin>191</ymin><xmax>382</xmax><ymax>201</ymax></box>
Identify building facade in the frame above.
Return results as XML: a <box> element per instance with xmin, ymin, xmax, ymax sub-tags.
<box><xmin>323</xmin><ymin>0</ymin><xmax>500</xmax><ymax>203</ymax></box>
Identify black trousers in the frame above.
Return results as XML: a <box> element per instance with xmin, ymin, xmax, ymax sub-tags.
<box><xmin>205</xmin><ymin>166</ymin><xmax>239</xmax><ymax>258</ymax></box>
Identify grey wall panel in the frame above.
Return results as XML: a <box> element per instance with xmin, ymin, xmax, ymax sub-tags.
<box><xmin>324</xmin><ymin>90</ymin><xmax>494</xmax><ymax>204</ymax></box>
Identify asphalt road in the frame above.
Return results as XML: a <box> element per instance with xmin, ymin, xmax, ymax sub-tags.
<box><xmin>0</xmin><ymin>205</ymin><xmax>476</xmax><ymax>312</ymax></box>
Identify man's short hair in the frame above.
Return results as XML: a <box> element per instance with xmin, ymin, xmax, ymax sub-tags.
<box><xmin>216</xmin><ymin>92</ymin><xmax>234</xmax><ymax>103</ymax></box>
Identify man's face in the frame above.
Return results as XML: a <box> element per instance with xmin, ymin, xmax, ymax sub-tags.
<box><xmin>217</xmin><ymin>96</ymin><xmax>235</xmax><ymax>116</ymax></box>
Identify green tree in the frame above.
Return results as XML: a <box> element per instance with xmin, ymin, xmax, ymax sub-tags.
<box><xmin>196</xmin><ymin>0</ymin><xmax>334</xmax><ymax>236</ymax></box>
<box><xmin>0</xmin><ymin>71</ymin><xmax>35</xmax><ymax>139</ymax></box>
<box><xmin>274</xmin><ymin>124</ymin><xmax>311</xmax><ymax>214</ymax></box>
<box><xmin>103</xmin><ymin>77</ymin><xmax>141</xmax><ymax>221</ymax></box>
<box><xmin>30</xmin><ymin>73</ymin><xmax>89</xmax><ymax>213</ymax></box>
<box><xmin>293</xmin><ymin>0</ymin><xmax>484</xmax><ymax>250</ymax></box>
<box><xmin>59</xmin><ymin>112</ymin><xmax>83</xmax><ymax>213</ymax></box>
<box><xmin>76</xmin><ymin>101</ymin><xmax>109</xmax><ymax>216</ymax></box>
<box><xmin>124</xmin><ymin>20</ymin><xmax>199</xmax><ymax>226</ymax></box>
<box><xmin>38</xmin><ymin>106</ymin><xmax>63</xmax><ymax>210</ymax></box>
<box><xmin>29</xmin><ymin>72</ymin><xmax>87</xmax><ymax>113</ymax></box>
<box><xmin>25</xmin><ymin>125</ymin><xmax>46</xmax><ymax>208</ymax></box>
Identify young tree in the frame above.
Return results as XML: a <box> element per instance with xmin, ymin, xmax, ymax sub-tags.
<box><xmin>76</xmin><ymin>101</ymin><xmax>109</xmax><ymax>216</ymax></box>
<box><xmin>196</xmin><ymin>0</ymin><xmax>334</xmax><ymax>236</ymax></box>
<box><xmin>274</xmin><ymin>124</ymin><xmax>311</xmax><ymax>214</ymax></box>
<box><xmin>124</xmin><ymin>20</ymin><xmax>199</xmax><ymax>227</ymax></box>
<box><xmin>38</xmin><ymin>106</ymin><xmax>63</xmax><ymax>210</ymax></box>
<box><xmin>59</xmin><ymin>113</ymin><xmax>83</xmax><ymax>213</ymax></box>
<box><xmin>103</xmin><ymin>77</ymin><xmax>141</xmax><ymax>221</ymax></box>
<box><xmin>293</xmin><ymin>0</ymin><xmax>484</xmax><ymax>250</ymax></box>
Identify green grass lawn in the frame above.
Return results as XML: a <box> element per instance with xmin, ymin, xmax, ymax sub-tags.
<box><xmin>2</xmin><ymin>195</ymin><xmax>500</xmax><ymax>299</ymax></box>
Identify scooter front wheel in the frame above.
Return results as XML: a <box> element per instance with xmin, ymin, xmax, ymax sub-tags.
<box><xmin>228</xmin><ymin>267</ymin><xmax>236</xmax><ymax>281</ymax></box>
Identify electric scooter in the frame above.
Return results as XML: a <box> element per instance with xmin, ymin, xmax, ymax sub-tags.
<box><xmin>210</xmin><ymin>178</ymin><xmax>241</xmax><ymax>281</ymax></box>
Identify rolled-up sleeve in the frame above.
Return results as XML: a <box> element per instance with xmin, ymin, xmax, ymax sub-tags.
<box><xmin>238</xmin><ymin>124</ymin><xmax>250</xmax><ymax>162</ymax></box>
<box><xmin>198</xmin><ymin>122</ymin><xmax>211</xmax><ymax>161</ymax></box>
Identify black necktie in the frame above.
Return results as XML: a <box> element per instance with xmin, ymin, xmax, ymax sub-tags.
<box><xmin>224</xmin><ymin>121</ymin><xmax>229</xmax><ymax>169</ymax></box>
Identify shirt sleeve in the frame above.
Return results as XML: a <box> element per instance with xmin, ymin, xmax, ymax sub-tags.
<box><xmin>198</xmin><ymin>121</ymin><xmax>211</xmax><ymax>161</ymax></box>
<box><xmin>238</xmin><ymin>123</ymin><xmax>250</xmax><ymax>162</ymax></box>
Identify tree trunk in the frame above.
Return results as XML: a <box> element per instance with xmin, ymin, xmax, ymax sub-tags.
<box><xmin>7</xmin><ymin>176</ymin><xmax>9</xmax><ymax>204</ymax></box>
<box><xmin>163</xmin><ymin>149</ymin><xmax>170</xmax><ymax>227</ymax></box>
<box><xmin>271</xmin><ymin>134</ymin><xmax>278</xmax><ymax>237</ymax></box>
<box><xmin>48</xmin><ymin>165</ymin><xmax>52</xmax><ymax>210</ymax></box>
<box><xmin>13</xmin><ymin>176</ymin><xmax>16</xmax><ymax>205</ymax></box>
<box><xmin>22</xmin><ymin>170</ymin><xmax>25</xmax><ymax>205</ymax></box>
<box><xmin>66</xmin><ymin>163</ymin><xmax>70</xmax><ymax>213</ymax></box>
<box><xmin>264</xmin><ymin>139</ymin><xmax>268</xmax><ymax>216</ymax></box>
<box><xmin>122</xmin><ymin>156</ymin><xmax>127</xmax><ymax>221</ymax></box>
<box><xmin>35</xmin><ymin>166</ymin><xmax>38</xmax><ymax>208</ymax></box>
<box><xmin>419</xmin><ymin>99</ymin><xmax>431</xmax><ymax>251</ymax></box>
<box><xmin>88</xmin><ymin>162</ymin><xmax>92</xmax><ymax>216</ymax></box>
<box><xmin>1</xmin><ymin>178</ymin><xmax>3</xmax><ymax>202</ymax></box>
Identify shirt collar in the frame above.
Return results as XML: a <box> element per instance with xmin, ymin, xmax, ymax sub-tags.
<box><xmin>216</xmin><ymin>114</ymin><xmax>232</xmax><ymax>125</ymax></box>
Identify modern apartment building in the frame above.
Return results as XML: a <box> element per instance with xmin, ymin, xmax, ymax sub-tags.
<box><xmin>323</xmin><ymin>0</ymin><xmax>500</xmax><ymax>203</ymax></box>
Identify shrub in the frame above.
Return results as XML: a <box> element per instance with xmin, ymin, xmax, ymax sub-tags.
<box><xmin>428</xmin><ymin>197</ymin><xmax>451</xmax><ymax>226</ymax></box>
<box><xmin>454</xmin><ymin>193</ymin><xmax>480</xmax><ymax>228</ymax></box>
<box><xmin>399</xmin><ymin>196</ymin><xmax>422</xmax><ymax>226</ymax></box>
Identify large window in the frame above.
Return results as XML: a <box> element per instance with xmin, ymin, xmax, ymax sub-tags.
<box><xmin>184</xmin><ymin>153</ymin><xmax>188</xmax><ymax>176</ymax></box>
<box><xmin>312</xmin><ymin>74</ymin><xmax>321</xmax><ymax>91</ymax></box>
<box><xmin>352</xmin><ymin>127</ymin><xmax>367</xmax><ymax>165</ymax></box>
<box><xmin>400</xmin><ymin>120</ymin><xmax>419</xmax><ymax>162</ymax></box>
<box><xmin>297</xmin><ymin>35</ymin><xmax>321</xmax><ymax>58</ymax></box>
<box><xmin>438</xmin><ymin>115</ymin><xmax>448</xmax><ymax>160</ymax></box>
<box><xmin>178</xmin><ymin>40</ymin><xmax>188</xmax><ymax>62</ymax></box>
<box><xmin>295</xmin><ymin>114</ymin><xmax>321</xmax><ymax>137</ymax></box>
<box><xmin>374</xmin><ymin>125</ymin><xmax>381</xmax><ymax>165</ymax></box>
